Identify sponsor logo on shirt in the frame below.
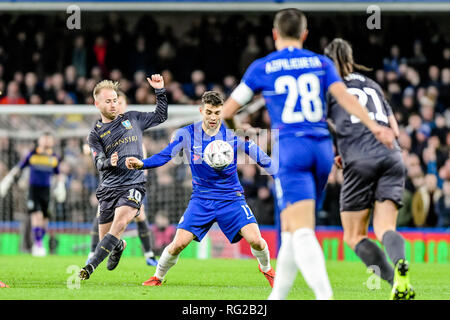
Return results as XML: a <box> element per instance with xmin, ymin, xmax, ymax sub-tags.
<box><xmin>100</xmin><ymin>130</ymin><xmax>111</xmax><ymax>138</ymax></box>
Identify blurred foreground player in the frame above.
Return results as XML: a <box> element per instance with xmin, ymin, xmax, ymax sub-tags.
<box><xmin>0</xmin><ymin>132</ymin><xmax>65</xmax><ymax>257</ymax></box>
<box><xmin>79</xmin><ymin>75</ymin><xmax>167</xmax><ymax>280</ymax></box>
<box><xmin>86</xmin><ymin>91</ymin><xmax>158</xmax><ymax>267</ymax></box>
<box><xmin>325</xmin><ymin>38</ymin><xmax>415</xmax><ymax>300</ymax></box>
<box><xmin>126</xmin><ymin>91</ymin><xmax>276</xmax><ymax>287</ymax></box>
<box><xmin>223</xmin><ymin>9</ymin><xmax>395</xmax><ymax>300</ymax></box>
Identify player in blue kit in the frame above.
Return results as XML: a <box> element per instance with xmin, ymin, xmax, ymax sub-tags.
<box><xmin>223</xmin><ymin>9</ymin><xmax>395</xmax><ymax>300</ymax></box>
<box><xmin>126</xmin><ymin>91</ymin><xmax>276</xmax><ymax>287</ymax></box>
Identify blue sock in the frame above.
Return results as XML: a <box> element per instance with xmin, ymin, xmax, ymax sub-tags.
<box><xmin>33</xmin><ymin>227</ymin><xmax>45</xmax><ymax>246</ymax></box>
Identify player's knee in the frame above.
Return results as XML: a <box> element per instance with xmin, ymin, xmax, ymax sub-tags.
<box><xmin>248</xmin><ymin>236</ymin><xmax>266</xmax><ymax>251</ymax></box>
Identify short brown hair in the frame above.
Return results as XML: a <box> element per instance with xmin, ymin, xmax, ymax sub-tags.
<box><xmin>274</xmin><ymin>9</ymin><xmax>307</xmax><ymax>40</ymax></box>
<box><xmin>93</xmin><ymin>80</ymin><xmax>120</xmax><ymax>100</ymax></box>
<box><xmin>201</xmin><ymin>91</ymin><xmax>223</xmax><ymax>107</ymax></box>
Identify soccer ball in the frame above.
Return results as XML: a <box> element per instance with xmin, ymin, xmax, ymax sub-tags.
<box><xmin>203</xmin><ymin>140</ymin><xmax>234</xmax><ymax>170</ymax></box>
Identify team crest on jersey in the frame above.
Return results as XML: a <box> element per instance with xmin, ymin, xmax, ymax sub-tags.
<box><xmin>121</xmin><ymin>120</ymin><xmax>132</xmax><ymax>130</ymax></box>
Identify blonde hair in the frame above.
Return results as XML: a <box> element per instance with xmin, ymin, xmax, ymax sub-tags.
<box><xmin>93</xmin><ymin>80</ymin><xmax>120</xmax><ymax>101</ymax></box>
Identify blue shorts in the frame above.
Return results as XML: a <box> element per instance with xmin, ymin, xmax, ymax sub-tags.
<box><xmin>177</xmin><ymin>197</ymin><xmax>258</xmax><ymax>244</ymax></box>
<box><xmin>273</xmin><ymin>135</ymin><xmax>334</xmax><ymax>211</ymax></box>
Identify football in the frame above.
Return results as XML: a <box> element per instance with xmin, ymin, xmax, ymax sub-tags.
<box><xmin>203</xmin><ymin>140</ymin><xmax>234</xmax><ymax>170</ymax></box>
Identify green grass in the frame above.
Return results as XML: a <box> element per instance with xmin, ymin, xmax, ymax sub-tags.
<box><xmin>0</xmin><ymin>255</ymin><xmax>449</xmax><ymax>300</ymax></box>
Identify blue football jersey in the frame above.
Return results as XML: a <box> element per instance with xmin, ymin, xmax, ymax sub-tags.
<box><xmin>141</xmin><ymin>121</ymin><xmax>273</xmax><ymax>200</ymax></box>
<box><xmin>232</xmin><ymin>47</ymin><xmax>342</xmax><ymax>138</ymax></box>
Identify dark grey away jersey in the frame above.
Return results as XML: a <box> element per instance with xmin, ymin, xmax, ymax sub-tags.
<box><xmin>88</xmin><ymin>88</ymin><xmax>168</xmax><ymax>187</ymax></box>
<box><xmin>327</xmin><ymin>73</ymin><xmax>400</xmax><ymax>165</ymax></box>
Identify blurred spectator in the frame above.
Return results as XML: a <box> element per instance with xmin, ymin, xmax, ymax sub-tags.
<box><xmin>412</xmin><ymin>174</ymin><xmax>442</xmax><ymax>227</ymax></box>
<box><xmin>92</xmin><ymin>36</ymin><xmax>108</xmax><ymax>77</ymax></box>
<box><xmin>71</xmin><ymin>35</ymin><xmax>87</xmax><ymax>77</ymax></box>
<box><xmin>149</xmin><ymin>210</ymin><xmax>176</xmax><ymax>255</ymax></box>
<box><xmin>128</xmin><ymin>35</ymin><xmax>153</xmax><ymax>77</ymax></box>
<box><xmin>0</xmin><ymin>81</ymin><xmax>26</xmax><ymax>104</ymax></box>
<box><xmin>239</xmin><ymin>34</ymin><xmax>261</xmax><ymax>75</ymax></box>
<box><xmin>440</xmin><ymin>68</ymin><xmax>450</xmax><ymax>108</ymax></box>
<box><xmin>184</xmin><ymin>70</ymin><xmax>206</xmax><ymax>99</ymax></box>
<box><xmin>440</xmin><ymin>47</ymin><xmax>450</xmax><ymax>69</ymax></box>
<box><xmin>408</xmin><ymin>40</ymin><xmax>428</xmax><ymax>74</ymax></box>
<box><xmin>23</xmin><ymin>72</ymin><xmax>43</xmax><ymax>103</ymax></box>
<box><xmin>436</xmin><ymin>180</ymin><xmax>450</xmax><ymax>228</ymax></box>
<box><xmin>383</xmin><ymin>45</ymin><xmax>405</xmax><ymax>72</ymax></box>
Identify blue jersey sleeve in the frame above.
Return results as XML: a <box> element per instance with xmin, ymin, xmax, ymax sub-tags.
<box><xmin>241</xmin><ymin>59</ymin><xmax>265</xmax><ymax>93</ymax></box>
<box><xmin>236</xmin><ymin>137</ymin><xmax>274</xmax><ymax>176</ymax></box>
<box><xmin>141</xmin><ymin>128</ymin><xmax>189</xmax><ymax>169</ymax></box>
<box><xmin>322</xmin><ymin>56</ymin><xmax>342</xmax><ymax>90</ymax></box>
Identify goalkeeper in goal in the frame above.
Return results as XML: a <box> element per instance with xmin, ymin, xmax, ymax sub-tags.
<box><xmin>126</xmin><ymin>91</ymin><xmax>276</xmax><ymax>287</ymax></box>
<box><xmin>0</xmin><ymin>132</ymin><xmax>66</xmax><ymax>256</ymax></box>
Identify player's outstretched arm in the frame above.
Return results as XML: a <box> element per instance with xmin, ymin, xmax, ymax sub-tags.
<box><xmin>237</xmin><ymin>136</ymin><xmax>275</xmax><ymax>176</ymax></box>
<box><xmin>329</xmin><ymin>82</ymin><xmax>395</xmax><ymax>149</ymax></box>
<box><xmin>222</xmin><ymin>97</ymin><xmax>241</xmax><ymax>121</ymax></box>
<box><xmin>0</xmin><ymin>150</ymin><xmax>33</xmax><ymax>197</ymax></box>
<box><xmin>126</xmin><ymin>134</ymin><xmax>185</xmax><ymax>170</ymax></box>
<box><xmin>125</xmin><ymin>157</ymin><xmax>144</xmax><ymax>170</ymax></box>
<box><xmin>0</xmin><ymin>166</ymin><xmax>20</xmax><ymax>197</ymax></box>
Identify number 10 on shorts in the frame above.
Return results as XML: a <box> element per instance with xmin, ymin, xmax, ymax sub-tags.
<box><xmin>241</xmin><ymin>204</ymin><xmax>254</xmax><ymax>219</ymax></box>
<box><xmin>128</xmin><ymin>189</ymin><xmax>142</xmax><ymax>205</ymax></box>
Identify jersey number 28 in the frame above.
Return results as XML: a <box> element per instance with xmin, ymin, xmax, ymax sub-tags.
<box><xmin>275</xmin><ymin>74</ymin><xmax>323</xmax><ymax>124</ymax></box>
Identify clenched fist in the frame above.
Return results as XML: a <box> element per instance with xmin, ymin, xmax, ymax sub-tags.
<box><xmin>110</xmin><ymin>152</ymin><xmax>118</xmax><ymax>166</ymax></box>
<box><xmin>126</xmin><ymin>157</ymin><xmax>143</xmax><ymax>170</ymax></box>
<box><xmin>147</xmin><ymin>74</ymin><xmax>164</xmax><ymax>90</ymax></box>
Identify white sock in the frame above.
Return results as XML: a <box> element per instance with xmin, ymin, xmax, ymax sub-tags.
<box><xmin>251</xmin><ymin>239</ymin><xmax>271</xmax><ymax>272</ymax></box>
<box><xmin>154</xmin><ymin>247</ymin><xmax>179</xmax><ymax>280</ymax></box>
<box><xmin>268</xmin><ymin>232</ymin><xmax>298</xmax><ymax>300</ymax></box>
<box><xmin>144</xmin><ymin>251</ymin><xmax>155</xmax><ymax>259</ymax></box>
<box><xmin>292</xmin><ymin>228</ymin><xmax>333</xmax><ymax>300</ymax></box>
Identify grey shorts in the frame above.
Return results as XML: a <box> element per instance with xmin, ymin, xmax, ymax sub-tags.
<box><xmin>340</xmin><ymin>152</ymin><xmax>405</xmax><ymax>212</ymax></box>
<box><xmin>96</xmin><ymin>183</ymin><xmax>146</xmax><ymax>224</ymax></box>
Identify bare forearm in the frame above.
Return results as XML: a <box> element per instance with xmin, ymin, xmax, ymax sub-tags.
<box><xmin>336</xmin><ymin>91</ymin><xmax>377</xmax><ymax>132</ymax></box>
<box><xmin>222</xmin><ymin>98</ymin><xmax>241</xmax><ymax>120</ymax></box>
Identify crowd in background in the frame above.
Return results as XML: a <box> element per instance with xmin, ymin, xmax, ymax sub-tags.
<box><xmin>0</xmin><ymin>12</ymin><xmax>449</xmax><ymax>229</ymax></box>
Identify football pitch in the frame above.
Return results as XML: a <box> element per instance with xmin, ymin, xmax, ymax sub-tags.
<box><xmin>0</xmin><ymin>255</ymin><xmax>449</xmax><ymax>300</ymax></box>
